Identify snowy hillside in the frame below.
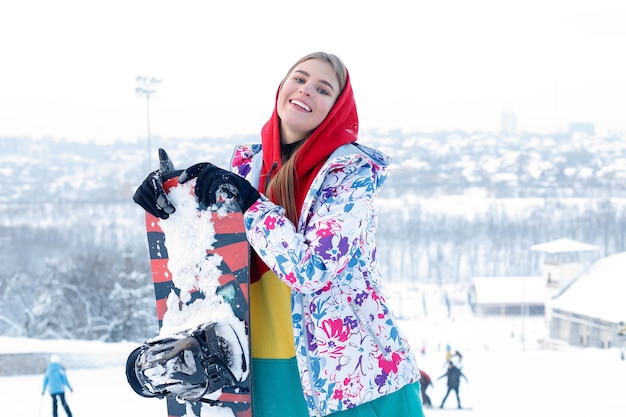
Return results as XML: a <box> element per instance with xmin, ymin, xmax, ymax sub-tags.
<box><xmin>1</xmin><ymin>289</ymin><xmax>624</xmax><ymax>417</ymax></box>
<box><xmin>2</xmin><ymin>130</ymin><xmax>626</xmax><ymax>206</ymax></box>
<box><xmin>2</xmin><ymin>131</ymin><xmax>626</xmax><ymax>342</ymax></box>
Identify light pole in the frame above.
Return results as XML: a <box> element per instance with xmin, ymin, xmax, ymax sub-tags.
<box><xmin>135</xmin><ymin>76</ymin><xmax>162</xmax><ymax>170</ymax></box>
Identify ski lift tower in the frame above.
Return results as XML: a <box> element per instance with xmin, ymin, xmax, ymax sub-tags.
<box><xmin>136</xmin><ymin>76</ymin><xmax>162</xmax><ymax>170</ymax></box>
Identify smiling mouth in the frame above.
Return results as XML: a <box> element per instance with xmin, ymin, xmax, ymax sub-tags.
<box><xmin>290</xmin><ymin>99</ymin><xmax>311</xmax><ymax>112</ymax></box>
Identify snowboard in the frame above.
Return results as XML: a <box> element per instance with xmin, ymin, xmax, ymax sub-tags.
<box><xmin>139</xmin><ymin>164</ymin><xmax>252</xmax><ymax>417</ymax></box>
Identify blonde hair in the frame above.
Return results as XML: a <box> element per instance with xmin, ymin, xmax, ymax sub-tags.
<box><xmin>268</xmin><ymin>52</ymin><xmax>348</xmax><ymax>225</ymax></box>
<box><xmin>279</xmin><ymin>51</ymin><xmax>347</xmax><ymax>93</ymax></box>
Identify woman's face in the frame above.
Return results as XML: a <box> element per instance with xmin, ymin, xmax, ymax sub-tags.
<box><xmin>277</xmin><ymin>58</ymin><xmax>340</xmax><ymax>144</ymax></box>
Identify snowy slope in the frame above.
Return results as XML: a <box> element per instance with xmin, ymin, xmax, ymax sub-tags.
<box><xmin>2</xmin><ymin>293</ymin><xmax>624</xmax><ymax>417</ymax></box>
<box><xmin>550</xmin><ymin>251</ymin><xmax>626</xmax><ymax>323</ymax></box>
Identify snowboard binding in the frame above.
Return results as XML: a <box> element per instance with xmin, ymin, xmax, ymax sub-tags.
<box><xmin>126</xmin><ymin>322</ymin><xmax>246</xmax><ymax>402</ymax></box>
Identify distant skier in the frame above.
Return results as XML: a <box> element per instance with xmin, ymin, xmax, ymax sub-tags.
<box><xmin>419</xmin><ymin>369</ymin><xmax>433</xmax><ymax>408</ymax></box>
<box><xmin>42</xmin><ymin>354</ymin><xmax>73</xmax><ymax>417</ymax></box>
<box><xmin>444</xmin><ymin>345</ymin><xmax>463</xmax><ymax>368</ymax></box>
<box><xmin>452</xmin><ymin>349</ymin><xmax>463</xmax><ymax>367</ymax></box>
<box><xmin>437</xmin><ymin>361</ymin><xmax>468</xmax><ymax>409</ymax></box>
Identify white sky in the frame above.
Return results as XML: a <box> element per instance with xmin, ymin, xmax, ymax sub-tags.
<box><xmin>1</xmin><ymin>0</ymin><xmax>625</xmax><ymax>143</ymax></box>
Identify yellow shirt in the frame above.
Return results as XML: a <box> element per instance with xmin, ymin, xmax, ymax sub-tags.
<box><xmin>250</xmin><ymin>270</ymin><xmax>296</xmax><ymax>359</ymax></box>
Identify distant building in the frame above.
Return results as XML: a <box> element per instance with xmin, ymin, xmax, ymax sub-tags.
<box><xmin>530</xmin><ymin>238</ymin><xmax>600</xmax><ymax>300</ymax></box>
<box><xmin>548</xmin><ymin>251</ymin><xmax>626</xmax><ymax>349</ymax></box>
<box><xmin>500</xmin><ymin>108</ymin><xmax>517</xmax><ymax>137</ymax></box>
<box><xmin>469</xmin><ymin>276</ymin><xmax>545</xmax><ymax>316</ymax></box>
<box><xmin>469</xmin><ymin>238</ymin><xmax>600</xmax><ymax>318</ymax></box>
<box><xmin>568</xmin><ymin>122</ymin><xmax>595</xmax><ymax>135</ymax></box>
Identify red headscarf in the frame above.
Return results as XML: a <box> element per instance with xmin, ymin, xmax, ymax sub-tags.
<box><xmin>251</xmin><ymin>68</ymin><xmax>359</xmax><ymax>281</ymax></box>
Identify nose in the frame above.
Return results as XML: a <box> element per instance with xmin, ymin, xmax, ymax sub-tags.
<box><xmin>299</xmin><ymin>82</ymin><xmax>312</xmax><ymax>96</ymax></box>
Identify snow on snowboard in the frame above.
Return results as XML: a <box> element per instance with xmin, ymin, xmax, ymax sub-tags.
<box><xmin>126</xmin><ymin>150</ymin><xmax>252</xmax><ymax>417</ymax></box>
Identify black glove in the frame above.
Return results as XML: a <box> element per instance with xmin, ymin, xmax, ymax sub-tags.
<box><xmin>133</xmin><ymin>148</ymin><xmax>177</xmax><ymax>219</ymax></box>
<box><xmin>179</xmin><ymin>162</ymin><xmax>260</xmax><ymax>212</ymax></box>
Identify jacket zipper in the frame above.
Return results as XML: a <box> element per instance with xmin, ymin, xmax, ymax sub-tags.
<box><xmin>349</xmin><ymin>301</ymin><xmax>389</xmax><ymax>358</ymax></box>
<box><xmin>301</xmin><ymin>295</ymin><xmax>323</xmax><ymax>416</ymax></box>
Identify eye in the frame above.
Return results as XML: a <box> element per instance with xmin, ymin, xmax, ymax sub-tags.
<box><xmin>294</xmin><ymin>77</ymin><xmax>305</xmax><ymax>84</ymax></box>
<box><xmin>317</xmin><ymin>87</ymin><xmax>329</xmax><ymax>96</ymax></box>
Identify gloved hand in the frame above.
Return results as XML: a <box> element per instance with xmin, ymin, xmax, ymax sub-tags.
<box><xmin>132</xmin><ymin>148</ymin><xmax>177</xmax><ymax>219</ymax></box>
<box><xmin>179</xmin><ymin>163</ymin><xmax>260</xmax><ymax>212</ymax></box>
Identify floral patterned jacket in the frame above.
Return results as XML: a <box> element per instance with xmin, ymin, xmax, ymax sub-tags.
<box><xmin>231</xmin><ymin>142</ymin><xmax>419</xmax><ymax>417</ymax></box>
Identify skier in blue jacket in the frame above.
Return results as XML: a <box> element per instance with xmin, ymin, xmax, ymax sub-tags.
<box><xmin>42</xmin><ymin>354</ymin><xmax>73</xmax><ymax>417</ymax></box>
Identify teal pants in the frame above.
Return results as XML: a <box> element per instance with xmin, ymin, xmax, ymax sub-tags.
<box><xmin>252</xmin><ymin>358</ymin><xmax>425</xmax><ymax>417</ymax></box>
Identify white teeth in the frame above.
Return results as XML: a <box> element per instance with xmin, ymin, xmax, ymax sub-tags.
<box><xmin>290</xmin><ymin>99</ymin><xmax>311</xmax><ymax>112</ymax></box>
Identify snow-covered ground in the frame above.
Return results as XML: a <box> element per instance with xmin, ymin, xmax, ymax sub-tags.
<box><xmin>397</xmin><ymin>299</ymin><xmax>625</xmax><ymax>417</ymax></box>
<box><xmin>2</xmin><ymin>289</ymin><xmax>624</xmax><ymax>417</ymax></box>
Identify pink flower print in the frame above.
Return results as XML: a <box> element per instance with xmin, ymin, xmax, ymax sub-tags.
<box><xmin>323</xmin><ymin>318</ymin><xmax>350</xmax><ymax>342</ymax></box>
<box><xmin>316</xmin><ymin>225</ymin><xmax>333</xmax><ymax>238</ymax></box>
<box><xmin>285</xmin><ymin>272</ymin><xmax>297</xmax><ymax>284</ymax></box>
<box><xmin>377</xmin><ymin>352</ymin><xmax>402</xmax><ymax>375</ymax></box>
<box><xmin>231</xmin><ymin>152</ymin><xmax>245</xmax><ymax>168</ymax></box>
<box><xmin>263</xmin><ymin>216</ymin><xmax>277</xmax><ymax>230</ymax></box>
<box><xmin>318</xmin><ymin>318</ymin><xmax>351</xmax><ymax>359</ymax></box>
<box><xmin>342</xmin><ymin>374</ymin><xmax>363</xmax><ymax>399</ymax></box>
<box><xmin>333</xmin><ymin>388</ymin><xmax>344</xmax><ymax>401</ymax></box>
<box><xmin>315</xmin><ymin>218</ymin><xmax>341</xmax><ymax>238</ymax></box>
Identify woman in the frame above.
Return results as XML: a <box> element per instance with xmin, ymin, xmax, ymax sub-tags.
<box><xmin>135</xmin><ymin>52</ymin><xmax>423</xmax><ymax>417</ymax></box>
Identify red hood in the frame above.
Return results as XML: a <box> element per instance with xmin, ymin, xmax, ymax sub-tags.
<box><xmin>259</xmin><ymin>70</ymin><xmax>359</xmax><ymax>207</ymax></box>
